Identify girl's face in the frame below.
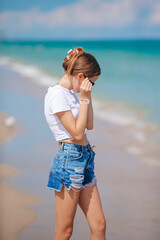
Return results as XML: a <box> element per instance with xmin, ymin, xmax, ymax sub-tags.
<box><xmin>72</xmin><ymin>73</ymin><xmax>99</xmax><ymax>93</ymax></box>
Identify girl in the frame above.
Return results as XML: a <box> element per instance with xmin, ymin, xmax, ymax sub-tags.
<box><xmin>44</xmin><ymin>47</ymin><xmax>106</xmax><ymax>240</ymax></box>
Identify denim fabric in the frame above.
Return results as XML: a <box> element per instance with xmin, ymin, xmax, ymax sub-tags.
<box><xmin>47</xmin><ymin>142</ymin><xmax>97</xmax><ymax>192</ymax></box>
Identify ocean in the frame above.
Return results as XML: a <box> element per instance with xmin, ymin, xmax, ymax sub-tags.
<box><xmin>0</xmin><ymin>40</ymin><xmax>160</xmax><ymax>128</ymax></box>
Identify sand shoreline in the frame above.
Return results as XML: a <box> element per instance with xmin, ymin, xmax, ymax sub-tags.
<box><xmin>0</xmin><ymin>111</ymin><xmax>18</xmax><ymax>145</ymax></box>
<box><xmin>0</xmin><ymin>113</ymin><xmax>41</xmax><ymax>240</ymax></box>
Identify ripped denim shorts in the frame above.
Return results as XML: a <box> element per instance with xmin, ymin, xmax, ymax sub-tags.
<box><xmin>47</xmin><ymin>142</ymin><xmax>97</xmax><ymax>192</ymax></box>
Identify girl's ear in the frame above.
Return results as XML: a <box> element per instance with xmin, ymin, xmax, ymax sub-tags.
<box><xmin>77</xmin><ymin>72</ymin><xmax>85</xmax><ymax>80</ymax></box>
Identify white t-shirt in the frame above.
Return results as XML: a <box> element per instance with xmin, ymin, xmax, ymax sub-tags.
<box><xmin>44</xmin><ymin>84</ymin><xmax>87</xmax><ymax>142</ymax></box>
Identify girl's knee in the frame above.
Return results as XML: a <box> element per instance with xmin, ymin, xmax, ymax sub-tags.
<box><xmin>99</xmin><ymin>217</ymin><xmax>107</xmax><ymax>232</ymax></box>
<box><xmin>90</xmin><ymin>216</ymin><xmax>106</xmax><ymax>234</ymax></box>
<box><xmin>55</xmin><ymin>225</ymin><xmax>73</xmax><ymax>240</ymax></box>
<box><xmin>63</xmin><ymin>227</ymin><xmax>73</xmax><ymax>239</ymax></box>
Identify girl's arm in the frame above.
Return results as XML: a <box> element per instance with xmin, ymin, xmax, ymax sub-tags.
<box><xmin>86</xmin><ymin>95</ymin><xmax>93</xmax><ymax>130</ymax></box>
<box><xmin>56</xmin><ymin>79</ymin><xmax>92</xmax><ymax>141</ymax></box>
<box><xmin>56</xmin><ymin>103</ymin><xmax>89</xmax><ymax>141</ymax></box>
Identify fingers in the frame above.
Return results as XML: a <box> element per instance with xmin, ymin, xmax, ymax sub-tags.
<box><xmin>85</xmin><ymin>78</ymin><xmax>92</xmax><ymax>91</ymax></box>
<box><xmin>81</xmin><ymin>78</ymin><xmax>92</xmax><ymax>90</ymax></box>
<box><xmin>80</xmin><ymin>78</ymin><xmax>92</xmax><ymax>99</ymax></box>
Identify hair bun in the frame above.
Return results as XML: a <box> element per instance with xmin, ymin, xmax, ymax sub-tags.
<box><xmin>74</xmin><ymin>47</ymin><xmax>84</xmax><ymax>56</ymax></box>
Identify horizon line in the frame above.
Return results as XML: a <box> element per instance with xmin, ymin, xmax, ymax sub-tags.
<box><xmin>1</xmin><ymin>37</ymin><xmax>160</xmax><ymax>42</ymax></box>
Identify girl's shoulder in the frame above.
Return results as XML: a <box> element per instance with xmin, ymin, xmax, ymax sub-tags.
<box><xmin>46</xmin><ymin>84</ymin><xmax>63</xmax><ymax>97</ymax></box>
<box><xmin>45</xmin><ymin>84</ymin><xmax>73</xmax><ymax>104</ymax></box>
<box><xmin>47</xmin><ymin>84</ymin><xmax>73</xmax><ymax>95</ymax></box>
<box><xmin>47</xmin><ymin>84</ymin><xmax>60</xmax><ymax>93</ymax></box>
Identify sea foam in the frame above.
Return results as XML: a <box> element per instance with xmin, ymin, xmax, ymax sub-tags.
<box><xmin>0</xmin><ymin>56</ymin><xmax>58</xmax><ymax>87</ymax></box>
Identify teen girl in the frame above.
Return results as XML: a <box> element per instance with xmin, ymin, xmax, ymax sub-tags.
<box><xmin>44</xmin><ymin>47</ymin><xmax>106</xmax><ymax>240</ymax></box>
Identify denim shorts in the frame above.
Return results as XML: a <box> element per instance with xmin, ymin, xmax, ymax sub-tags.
<box><xmin>47</xmin><ymin>142</ymin><xmax>97</xmax><ymax>192</ymax></box>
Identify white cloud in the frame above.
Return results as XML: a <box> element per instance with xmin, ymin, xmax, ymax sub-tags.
<box><xmin>148</xmin><ymin>2</ymin><xmax>160</xmax><ymax>24</ymax></box>
<box><xmin>0</xmin><ymin>0</ymin><xmax>159</xmax><ymax>31</ymax></box>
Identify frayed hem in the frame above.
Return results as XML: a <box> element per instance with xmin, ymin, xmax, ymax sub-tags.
<box><xmin>66</xmin><ymin>184</ymin><xmax>84</xmax><ymax>193</ymax></box>
<box><xmin>66</xmin><ymin>177</ymin><xmax>97</xmax><ymax>193</ymax></box>
<box><xmin>82</xmin><ymin>176</ymin><xmax>97</xmax><ymax>188</ymax></box>
<box><xmin>46</xmin><ymin>177</ymin><xmax>97</xmax><ymax>193</ymax></box>
<box><xmin>46</xmin><ymin>186</ymin><xmax>62</xmax><ymax>192</ymax></box>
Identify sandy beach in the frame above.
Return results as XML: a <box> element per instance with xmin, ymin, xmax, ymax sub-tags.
<box><xmin>0</xmin><ymin>112</ymin><xmax>41</xmax><ymax>240</ymax></box>
<box><xmin>0</xmin><ymin>112</ymin><xmax>18</xmax><ymax>145</ymax></box>
<box><xmin>0</xmin><ymin>64</ymin><xmax>160</xmax><ymax>240</ymax></box>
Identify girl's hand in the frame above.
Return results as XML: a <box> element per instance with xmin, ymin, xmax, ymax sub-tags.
<box><xmin>80</xmin><ymin>78</ymin><xmax>92</xmax><ymax>99</ymax></box>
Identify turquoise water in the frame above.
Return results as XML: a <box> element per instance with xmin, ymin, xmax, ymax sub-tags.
<box><xmin>0</xmin><ymin>40</ymin><xmax>160</xmax><ymax>124</ymax></box>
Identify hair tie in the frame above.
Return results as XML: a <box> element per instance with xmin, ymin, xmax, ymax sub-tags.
<box><xmin>66</xmin><ymin>49</ymin><xmax>79</xmax><ymax>60</ymax></box>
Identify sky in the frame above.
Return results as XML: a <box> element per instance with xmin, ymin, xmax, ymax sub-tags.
<box><xmin>0</xmin><ymin>0</ymin><xmax>160</xmax><ymax>40</ymax></box>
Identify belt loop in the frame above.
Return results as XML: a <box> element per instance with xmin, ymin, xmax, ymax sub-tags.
<box><xmin>59</xmin><ymin>142</ymin><xmax>64</xmax><ymax>150</ymax></box>
<box><xmin>87</xmin><ymin>142</ymin><xmax>90</xmax><ymax>150</ymax></box>
<box><xmin>81</xmin><ymin>145</ymin><xmax>84</xmax><ymax>153</ymax></box>
<box><xmin>61</xmin><ymin>142</ymin><xmax>64</xmax><ymax>150</ymax></box>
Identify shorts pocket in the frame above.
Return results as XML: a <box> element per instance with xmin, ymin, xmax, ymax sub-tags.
<box><xmin>67</xmin><ymin>150</ymin><xmax>83</xmax><ymax>161</ymax></box>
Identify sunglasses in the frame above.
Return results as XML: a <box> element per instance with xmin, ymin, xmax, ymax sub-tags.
<box><xmin>83</xmin><ymin>74</ymin><xmax>95</xmax><ymax>86</ymax></box>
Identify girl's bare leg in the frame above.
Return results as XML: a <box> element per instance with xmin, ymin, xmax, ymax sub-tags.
<box><xmin>78</xmin><ymin>183</ymin><xmax>106</xmax><ymax>240</ymax></box>
<box><xmin>54</xmin><ymin>184</ymin><xmax>80</xmax><ymax>240</ymax></box>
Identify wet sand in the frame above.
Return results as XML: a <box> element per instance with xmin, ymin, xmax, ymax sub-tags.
<box><xmin>0</xmin><ymin>112</ymin><xmax>18</xmax><ymax>145</ymax></box>
<box><xmin>0</xmin><ymin>65</ymin><xmax>160</xmax><ymax>240</ymax></box>
<box><xmin>0</xmin><ymin>113</ymin><xmax>41</xmax><ymax>240</ymax></box>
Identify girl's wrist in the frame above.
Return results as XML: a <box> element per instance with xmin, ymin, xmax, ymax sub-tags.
<box><xmin>79</xmin><ymin>98</ymin><xmax>90</xmax><ymax>104</ymax></box>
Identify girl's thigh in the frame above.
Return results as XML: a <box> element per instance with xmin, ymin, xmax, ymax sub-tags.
<box><xmin>78</xmin><ymin>183</ymin><xmax>106</xmax><ymax>227</ymax></box>
<box><xmin>54</xmin><ymin>184</ymin><xmax>80</xmax><ymax>228</ymax></box>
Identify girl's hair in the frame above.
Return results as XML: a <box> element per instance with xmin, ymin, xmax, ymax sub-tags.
<box><xmin>62</xmin><ymin>47</ymin><xmax>101</xmax><ymax>77</ymax></box>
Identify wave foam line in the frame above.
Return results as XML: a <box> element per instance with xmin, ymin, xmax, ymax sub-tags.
<box><xmin>0</xmin><ymin>56</ymin><xmax>58</xmax><ymax>87</ymax></box>
<box><xmin>92</xmin><ymin>98</ymin><xmax>147</xmax><ymax>129</ymax></box>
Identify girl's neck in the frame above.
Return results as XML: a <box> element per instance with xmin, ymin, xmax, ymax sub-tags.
<box><xmin>58</xmin><ymin>74</ymin><xmax>73</xmax><ymax>90</ymax></box>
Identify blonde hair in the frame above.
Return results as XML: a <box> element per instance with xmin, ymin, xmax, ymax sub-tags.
<box><xmin>62</xmin><ymin>47</ymin><xmax>101</xmax><ymax>77</ymax></box>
